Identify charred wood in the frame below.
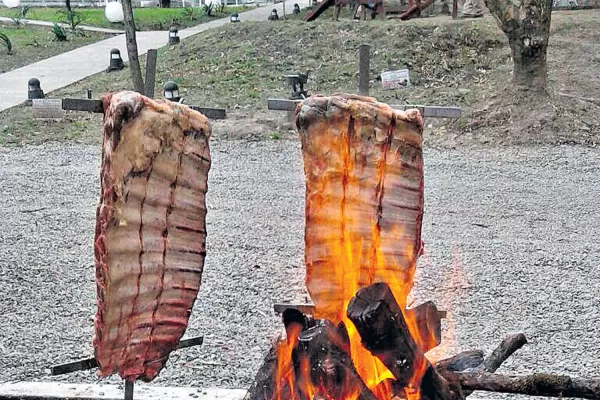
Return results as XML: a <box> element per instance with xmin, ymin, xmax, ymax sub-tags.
<box><xmin>460</xmin><ymin>333</ymin><xmax>528</xmax><ymax>397</ymax></box>
<box><xmin>245</xmin><ymin>336</ymin><xmax>300</xmax><ymax>400</ymax></box>
<box><xmin>456</xmin><ymin>372</ymin><xmax>600</xmax><ymax>400</ymax></box>
<box><xmin>479</xmin><ymin>333</ymin><xmax>527</xmax><ymax>373</ymax></box>
<box><xmin>347</xmin><ymin>282</ymin><xmax>463</xmax><ymax>400</ymax></box>
<box><xmin>293</xmin><ymin>320</ymin><xmax>378</xmax><ymax>400</ymax></box>
<box><xmin>435</xmin><ymin>351</ymin><xmax>485</xmax><ymax>373</ymax></box>
<box><xmin>405</xmin><ymin>301</ymin><xmax>442</xmax><ymax>353</ymax></box>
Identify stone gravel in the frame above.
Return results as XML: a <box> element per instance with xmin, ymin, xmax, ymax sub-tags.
<box><xmin>1</xmin><ymin>141</ymin><xmax>599</xmax><ymax>396</ymax></box>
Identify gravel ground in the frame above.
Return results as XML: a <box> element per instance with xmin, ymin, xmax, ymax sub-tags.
<box><xmin>1</xmin><ymin>140</ymin><xmax>599</xmax><ymax>396</ymax></box>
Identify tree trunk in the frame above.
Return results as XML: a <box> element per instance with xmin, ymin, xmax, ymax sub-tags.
<box><xmin>159</xmin><ymin>0</ymin><xmax>171</xmax><ymax>8</ymax></box>
<box><xmin>484</xmin><ymin>0</ymin><xmax>553</xmax><ymax>90</ymax></box>
<box><xmin>65</xmin><ymin>0</ymin><xmax>72</xmax><ymax>12</ymax></box>
<box><xmin>121</xmin><ymin>0</ymin><xmax>145</xmax><ymax>94</ymax></box>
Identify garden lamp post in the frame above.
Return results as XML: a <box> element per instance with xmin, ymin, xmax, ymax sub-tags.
<box><xmin>168</xmin><ymin>27</ymin><xmax>180</xmax><ymax>45</ymax></box>
<box><xmin>230</xmin><ymin>12</ymin><xmax>240</xmax><ymax>22</ymax></box>
<box><xmin>164</xmin><ymin>81</ymin><xmax>181</xmax><ymax>102</ymax></box>
<box><xmin>28</xmin><ymin>78</ymin><xmax>45</xmax><ymax>100</ymax></box>
<box><xmin>107</xmin><ymin>48</ymin><xmax>125</xmax><ymax>72</ymax></box>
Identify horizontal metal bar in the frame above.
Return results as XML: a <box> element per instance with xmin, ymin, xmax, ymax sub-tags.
<box><xmin>267</xmin><ymin>98</ymin><xmax>462</xmax><ymax>118</ymax></box>
<box><xmin>49</xmin><ymin>357</ymin><xmax>97</xmax><ymax>376</ymax></box>
<box><xmin>273</xmin><ymin>303</ymin><xmax>315</xmax><ymax>315</ymax></box>
<box><xmin>268</xmin><ymin>99</ymin><xmax>301</xmax><ymax>111</ymax></box>
<box><xmin>49</xmin><ymin>335</ymin><xmax>204</xmax><ymax>376</ymax></box>
<box><xmin>188</xmin><ymin>105</ymin><xmax>227</xmax><ymax>120</ymax></box>
<box><xmin>62</xmin><ymin>98</ymin><xmax>104</xmax><ymax>113</ymax></box>
<box><xmin>59</xmin><ymin>98</ymin><xmax>226</xmax><ymax>119</ymax></box>
<box><xmin>392</xmin><ymin>104</ymin><xmax>462</xmax><ymax>119</ymax></box>
<box><xmin>273</xmin><ymin>303</ymin><xmax>447</xmax><ymax>319</ymax></box>
<box><xmin>178</xmin><ymin>335</ymin><xmax>204</xmax><ymax>348</ymax></box>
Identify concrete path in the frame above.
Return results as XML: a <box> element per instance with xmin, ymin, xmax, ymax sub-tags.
<box><xmin>0</xmin><ymin>16</ymin><xmax>125</xmax><ymax>33</ymax></box>
<box><xmin>0</xmin><ymin>0</ymin><xmax>309</xmax><ymax>112</ymax></box>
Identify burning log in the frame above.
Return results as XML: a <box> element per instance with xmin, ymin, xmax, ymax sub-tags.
<box><xmin>244</xmin><ymin>337</ymin><xmax>298</xmax><ymax>400</ymax></box>
<box><xmin>293</xmin><ymin>320</ymin><xmax>378</xmax><ymax>400</ymax></box>
<box><xmin>405</xmin><ymin>301</ymin><xmax>442</xmax><ymax>353</ymax></box>
<box><xmin>347</xmin><ymin>282</ymin><xmax>463</xmax><ymax>400</ymax></box>
<box><xmin>456</xmin><ymin>372</ymin><xmax>600</xmax><ymax>399</ymax></box>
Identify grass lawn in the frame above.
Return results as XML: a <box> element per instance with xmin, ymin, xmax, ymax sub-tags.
<box><xmin>1</xmin><ymin>10</ymin><xmax>598</xmax><ymax>147</ymax></box>
<box><xmin>0</xmin><ymin>22</ymin><xmax>114</xmax><ymax>72</ymax></box>
<box><xmin>0</xmin><ymin>6</ymin><xmax>249</xmax><ymax>31</ymax></box>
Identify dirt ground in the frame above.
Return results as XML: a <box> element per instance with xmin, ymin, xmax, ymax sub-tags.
<box><xmin>1</xmin><ymin>141</ymin><xmax>599</xmax><ymax>394</ymax></box>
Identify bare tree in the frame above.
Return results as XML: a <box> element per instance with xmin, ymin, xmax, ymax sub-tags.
<box><xmin>483</xmin><ymin>0</ymin><xmax>553</xmax><ymax>90</ymax></box>
<box><xmin>121</xmin><ymin>0</ymin><xmax>145</xmax><ymax>94</ymax></box>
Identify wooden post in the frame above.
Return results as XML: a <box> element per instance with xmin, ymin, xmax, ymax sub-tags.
<box><xmin>358</xmin><ymin>44</ymin><xmax>370</xmax><ymax>96</ymax></box>
<box><xmin>144</xmin><ymin>49</ymin><xmax>158</xmax><ymax>98</ymax></box>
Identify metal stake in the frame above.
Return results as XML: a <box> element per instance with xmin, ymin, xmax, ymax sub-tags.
<box><xmin>124</xmin><ymin>380</ymin><xmax>134</xmax><ymax>400</ymax></box>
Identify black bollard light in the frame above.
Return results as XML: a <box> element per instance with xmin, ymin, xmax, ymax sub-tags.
<box><xmin>163</xmin><ymin>81</ymin><xmax>181</xmax><ymax>102</ymax></box>
<box><xmin>230</xmin><ymin>12</ymin><xmax>240</xmax><ymax>23</ymax></box>
<box><xmin>28</xmin><ymin>78</ymin><xmax>45</xmax><ymax>100</ymax></box>
<box><xmin>168</xmin><ymin>27</ymin><xmax>180</xmax><ymax>45</ymax></box>
<box><xmin>293</xmin><ymin>3</ymin><xmax>300</xmax><ymax>14</ymax></box>
<box><xmin>268</xmin><ymin>8</ymin><xmax>279</xmax><ymax>20</ymax></box>
<box><xmin>107</xmin><ymin>48</ymin><xmax>124</xmax><ymax>72</ymax></box>
<box><xmin>285</xmin><ymin>73</ymin><xmax>309</xmax><ymax>100</ymax></box>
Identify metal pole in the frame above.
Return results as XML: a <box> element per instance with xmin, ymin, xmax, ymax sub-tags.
<box><xmin>124</xmin><ymin>380</ymin><xmax>134</xmax><ymax>400</ymax></box>
<box><xmin>282</xmin><ymin>0</ymin><xmax>286</xmax><ymax>19</ymax></box>
<box><xmin>358</xmin><ymin>44</ymin><xmax>370</xmax><ymax>96</ymax></box>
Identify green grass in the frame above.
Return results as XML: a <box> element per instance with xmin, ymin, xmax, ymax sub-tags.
<box><xmin>1</xmin><ymin>10</ymin><xmax>599</xmax><ymax>147</ymax></box>
<box><xmin>0</xmin><ymin>22</ymin><xmax>114</xmax><ymax>72</ymax></box>
<box><xmin>0</xmin><ymin>6</ymin><xmax>248</xmax><ymax>31</ymax></box>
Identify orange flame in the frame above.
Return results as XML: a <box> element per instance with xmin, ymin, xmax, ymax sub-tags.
<box><xmin>274</xmin><ymin>108</ymin><xmax>435</xmax><ymax>400</ymax></box>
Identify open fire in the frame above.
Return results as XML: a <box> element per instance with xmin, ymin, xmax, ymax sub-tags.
<box><xmin>267</xmin><ymin>93</ymin><xmax>439</xmax><ymax>400</ymax></box>
<box><xmin>246</xmin><ymin>94</ymin><xmax>600</xmax><ymax>400</ymax></box>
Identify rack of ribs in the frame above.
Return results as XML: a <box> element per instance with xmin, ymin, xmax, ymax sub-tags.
<box><xmin>93</xmin><ymin>91</ymin><xmax>211</xmax><ymax>382</ymax></box>
<box><xmin>295</xmin><ymin>93</ymin><xmax>424</xmax><ymax>322</ymax></box>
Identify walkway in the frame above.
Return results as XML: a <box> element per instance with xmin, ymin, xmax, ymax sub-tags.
<box><xmin>0</xmin><ymin>0</ymin><xmax>309</xmax><ymax>112</ymax></box>
<box><xmin>0</xmin><ymin>16</ymin><xmax>125</xmax><ymax>33</ymax></box>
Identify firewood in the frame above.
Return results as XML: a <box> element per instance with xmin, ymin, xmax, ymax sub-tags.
<box><xmin>459</xmin><ymin>332</ymin><xmax>528</xmax><ymax>397</ymax></box>
<box><xmin>435</xmin><ymin>351</ymin><xmax>485</xmax><ymax>372</ymax></box>
<box><xmin>293</xmin><ymin>320</ymin><xmax>378</xmax><ymax>400</ymax></box>
<box><xmin>478</xmin><ymin>333</ymin><xmax>527</xmax><ymax>373</ymax></box>
<box><xmin>456</xmin><ymin>372</ymin><xmax>600</xmax><ymax>399</ymax></box>
<box><xmin>347</xmin><ymin>282</ymin><xmax>463</xmax><ymax>400</ymax></box>
<box><xmin>405</xmin><ymin>301</ymin><xmax>442</xmax><ymax>353</ymax></box>
<box><xmin>244</xmin><ymin>338</ymin><xmax>286</xmax><ymax>400</ymax></box>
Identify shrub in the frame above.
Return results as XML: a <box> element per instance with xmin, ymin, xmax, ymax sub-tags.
<box><xmin>202</xmin><ymin>3</ymin><xmax>215</xmax><ymax>16</ymax></box>
<box><xmin>51</xmin><ymin>23</ymin><xmax>69</xmax><ymax>41</ymax></box>
<box><xmin>0</xmin><ymin>32</ymin><xmax>12</xmax><ymax>54</ymax></box>
<box><xmin>57</xmin><ymin>9</ymin><xmax>86</xmax><ymax>31</ymax></box>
